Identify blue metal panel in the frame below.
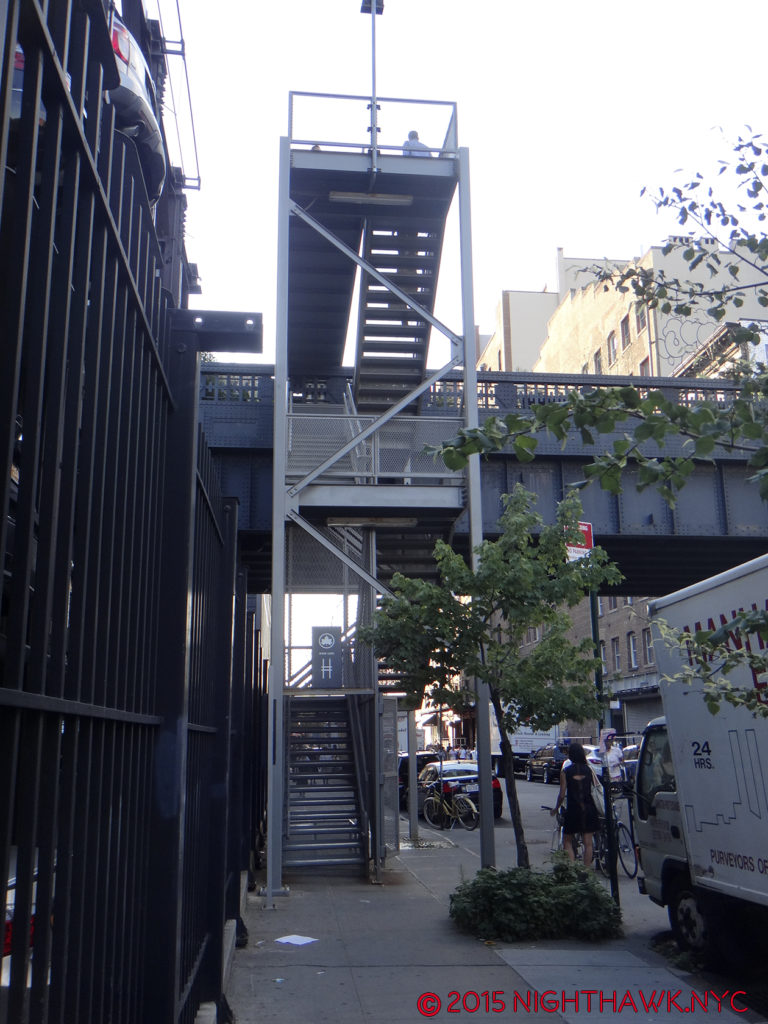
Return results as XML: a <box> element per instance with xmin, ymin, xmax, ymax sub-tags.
<box><xmin>722</xmin><ymin>463</ymin><xmax>768</xmax><ymax>536</ymax></box>
<box><xmin>618</xmin><ymin>469</ymin><xmax>675</xmax><ymax>535</ymax></box>
<box><xmin>669</xmin><ymin>465</ymin><xmax>726</xmax><ymax>536</ymax></box>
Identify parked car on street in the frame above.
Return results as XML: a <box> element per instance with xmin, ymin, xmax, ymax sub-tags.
<box><xmin>416</xmin><ymin>761</ymin><xmax>503</xmax><ymax>819</ymax></box>
<box><xmin>9</xmin><ymin>11</ymin><xmax>166</xmax><ymax>204</ymax></box>
<box><xmin>583</xmin><ymin>744</ymin><xmax>602</xmax><ymax>771</ymax></box>
<box><xmin>620</xmin><ymin>743</ymin><xmax>639</xmax><ymax>784</ymax></box>
<box><xmin>524</xmin><ymin>741</ymin><xmax>570</xmax><ymax>783</ymax></box>
<box><xmin>397</xmin><ymin>751</ymin><xmax>438</xmax><ymax>810</ymax></box>
<box><xmin>107</xmin><ymin>11</ymin><xmax>166</xmax><ymax>203</ymax></box>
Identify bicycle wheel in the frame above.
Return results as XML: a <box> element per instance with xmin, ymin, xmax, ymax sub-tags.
<box><xmin>551</xmin><ymin>825</ymin><xmax>564</xmax><ymax>853</ymax></box>
<box><xmin>454</xmin><ymin>795</ymin><xmax>479</xmax><ymax>830</ymax></box>
<box><xmin>423</xmin><ymin>795</ymin><xmax>445</xmax><ymax>829</ymax></box>
<box><xmin>616</xmin><ymin>822</ymin><xmax>638</xmax><ymax>878</ymax></box>
<box><xmin>593</xmin><ymin>827</ymin><xmax>608</xmax><ymax>875</ymax></box>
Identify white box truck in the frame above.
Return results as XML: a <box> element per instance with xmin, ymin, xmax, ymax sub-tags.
<box><xmin>635</xmin><ymin>555</ymin><xmax>768</xmax><ymax>961</ymax></box>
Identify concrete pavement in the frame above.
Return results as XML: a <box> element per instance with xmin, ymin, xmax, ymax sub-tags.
<box><xmin>224</xmin><ymin>817</ymin><xmax>767</xmax><ymax>1023</ymax></box>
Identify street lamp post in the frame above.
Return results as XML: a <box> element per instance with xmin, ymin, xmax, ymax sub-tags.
<box><xmin>360</xmin><ymin>0</ymin><xmax>383</xmax><ymax>170</ymax></box>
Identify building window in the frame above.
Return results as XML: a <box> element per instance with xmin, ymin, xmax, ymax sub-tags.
<box><xmin>624</xmin><ymin>596</ymin><xmax>633</xmax><ymax>606</ymax></box>
<box><xmin>611</xmin><ymin>637</ymin><xmax>621</xmax><ymax>673</ymax></box>
<box><xmin>621</xmin><ymin>315</ymin><xmax>631</xmax><ymax>350</ymax></box>
<box><xmin>642</xmin><ymin>628</ymin><xmax>654</xmax><ymax>664</ymax></box>
<box><xmin>607</xmin><ymin>331</ymin><xmax>617</xmax><ymax>365</ymax></box>
<box><xmin>608</xmin><ymin>595</ymin><xmax>618</xmax><ymax>611</ymax></box>
<box><xmin>636</xmin><ymin>303</ymin><xmax>647</xmax><ymax>333</ymax></box>
<box><xmin>597</xmin><ymin>596</ymin><xmax>604</xmax><ymax>616</ymax></box>
<box><xmin>594</xmin><ymin>350</ymin><xmax>603</xmax><ymax>374</ymax></box>
<box><xmin>600</xmin><ymin>641</ymin><xmax>607</xmax><ymax>674</ymax></box>
<box><xmin>628</xmin><ymin>632</ymin><xmax>639</xmax><ymax>669</ymax></box>
<box><xmin>581</xmin><ymin>362</ymin><xmax>589</xmax><ymax>376</ymax></box>
<box><xmin>639</xmin><ymin>357</ymin><xmax>651</xmax><ymax>377</ymax></box>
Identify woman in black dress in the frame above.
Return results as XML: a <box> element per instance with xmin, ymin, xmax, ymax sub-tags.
<box><xmin>550</xmin><ymin>742</ymin><xmax>599</xmax><ymax>867</ymax></box>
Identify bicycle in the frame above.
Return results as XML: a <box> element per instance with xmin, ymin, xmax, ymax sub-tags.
<box><xmin>423</xmin><ymin>781</ymin><xmax>479</xmax><ymax>830</ymax></box>
<box><xmin>542</xmin><ymin>805</ymin><xmax>587</xmax><ymax>862</ymax></box>
<box><xmin>594</xmin><ymin>809</ymin><xmax>638</xmax><ymax>878</ymax></box>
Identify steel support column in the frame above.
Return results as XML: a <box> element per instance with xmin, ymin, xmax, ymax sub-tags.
<box><xmin>264</xmin><ymin>136</ymin><xmax>292</xmax><ymax>905</ymax></box>
<box><xmin>458</xmin><ymin>146</ymin><xmax>495</xmax><ymax>868</ymax></box>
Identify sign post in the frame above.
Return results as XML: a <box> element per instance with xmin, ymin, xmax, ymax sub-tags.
<box><xmin>567</xmin><ymin>521</ymin><xmax>619</xmax><ymax>905</ymax></box>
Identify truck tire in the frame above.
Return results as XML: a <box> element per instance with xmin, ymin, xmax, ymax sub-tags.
<box><xmin>668</xmin><ymin>882</ymin><xmax>711</xmax><ymax>953</ymax></box>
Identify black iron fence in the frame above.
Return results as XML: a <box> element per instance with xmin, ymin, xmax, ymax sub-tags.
<box><xmin>1</xmin><ymin>2</ymin><xmax>262</xmax><ymax>1021</ymax></box>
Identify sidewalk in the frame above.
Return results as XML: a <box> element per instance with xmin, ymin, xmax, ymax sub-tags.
<box><xmin>225</xmin><ymin>829</ymin><xmax>767</xmax><ymax>1024</ymax></box>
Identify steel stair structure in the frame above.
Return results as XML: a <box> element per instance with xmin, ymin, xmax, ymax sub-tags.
<box><xmin>352</xmin><ymin>217</ymin><xmax>445</xmax><ymax>414</ymax></box>
<box><xmin>284</xmin><ymin>695</ymin><xmax>368</xmax><ymax>872</ymax></box>
<box><xmin>264</xmin><ymin>94</ymin><xmax>481</xmax><ymax>899</ymax></box>
<box><xmin>285</xmin><ymin>146</ymin><xmax>459</xmax><ymax>412</ymax></box>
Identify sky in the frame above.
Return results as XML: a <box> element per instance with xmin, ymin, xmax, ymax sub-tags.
<box><xmin>152</xmin><ymin>0</ymin><xmax>768</xmax><ymax>363</ymax></box>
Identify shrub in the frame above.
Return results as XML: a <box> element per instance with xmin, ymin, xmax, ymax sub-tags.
<box><xmin>449</xmin><ymin>859</ymin><xmax>622</xmax><ymax>942</ymax></box>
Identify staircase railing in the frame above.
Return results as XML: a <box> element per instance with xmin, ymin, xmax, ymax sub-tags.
<box><xmin>347</xmin><ymin>694</ymin><xmax>373</xmax><ymax>869</ymax></box>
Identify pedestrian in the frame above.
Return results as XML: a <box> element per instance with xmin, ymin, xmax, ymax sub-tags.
<box><xmin>402</xmin><ymin>130</ymin><xmax>431</xmax><ymax>157</ymax></box>
<box><xmin>550</xmin><ymin>742</ymin><xmax>599</xmax><ymax>867</ymax></box>
<box><xmin>600</xmin><ymin>728</ymin><xmax>624</xmax><ymax>785</ymax></box>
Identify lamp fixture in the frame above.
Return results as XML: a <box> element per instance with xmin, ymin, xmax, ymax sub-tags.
<box><xmin>329</xmin><ymin>191</ymin><xmax>413</xmax><ymax>206</ymax></box>
<box><xmin>326</xmin><ymin>517</ymin><xmax>418</xmax><ymax>527</ymax></box>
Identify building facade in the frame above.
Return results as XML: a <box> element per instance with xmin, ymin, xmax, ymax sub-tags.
<box><xmin>533</xmin><ymin>238</ymin><xmax>768</xmax><ymax>378</ymax></box>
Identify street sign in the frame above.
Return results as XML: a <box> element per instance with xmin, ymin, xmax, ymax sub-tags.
<box><xmin>566</xmin><ymin>521</ymin><xmax>593</xmax><ymax>562</ymax></box>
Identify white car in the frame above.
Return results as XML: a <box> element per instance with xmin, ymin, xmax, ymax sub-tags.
<box><xmin>107</xmin><ymin>11</ymin><xmax>166</xmax><ymax>203</ymax></box>
<box><xmin>10</xmin><ymin>12</ymin><xmax>166</xmax><ymax>204</ymax></box>
<box><xmin>583</xmin><ymin>744</ymin><xmax>603</xmax><ymax>771</ymax></box>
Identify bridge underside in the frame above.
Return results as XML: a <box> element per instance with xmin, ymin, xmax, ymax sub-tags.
<box><xmin>199</xmin><ymin>359</ymin><xmax>768</xmax><ymax>598</ymax></box>
<box><xmin>235</xmin><ymin>519</ymin><xmax>768</xmax><ymax>598</ymax></box>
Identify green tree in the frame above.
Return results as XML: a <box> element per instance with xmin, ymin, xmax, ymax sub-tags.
<box><xmin>428</xmin><ymin>131</ymin><xmax>768</xmax><ymax>715</ymax></box>
<box><xmin>358</xmin><ymin>486</ymin><xmax>621</xmax><ymax>867</ymax></box>
<box><xmin>598</xmin><ymin>130</ymin><xmax>768</xmax><ymax>334</ymax></box>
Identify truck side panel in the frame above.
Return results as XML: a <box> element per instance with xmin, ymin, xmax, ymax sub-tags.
<box><xmin>650</xmin><ymin>554</ymin><xmax>768</xmax><ymax>909</ymax></box>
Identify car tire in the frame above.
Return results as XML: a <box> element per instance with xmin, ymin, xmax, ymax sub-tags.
<box><xmin>543</xmin><ymin>767</ymin><xmax>550</xmax><ymax>785</ymax></box>
<box><xmin>525</xmin><ymin>764</ymin><xmax>532</xmax><ymax>782</ymax></box>
<box><xmin>668</xmin><ymin>881</ymin><xmax>712</xmax><ymax>954</ymax></box>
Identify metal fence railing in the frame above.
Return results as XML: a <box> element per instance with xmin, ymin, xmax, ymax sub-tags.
<box><xmin>286</xmin><ymin>413</ymin><xmax>464</xmax><ymax>487</ymax></box>
<box><xmin>0</xmin><ymin>3</ymin><xmax>259</xmax><ymax>1022</ymax></box>
<box><xmin>288</xmin><ymin>91</ymin><xmax>458</xmax><ymax>160</ymax></box>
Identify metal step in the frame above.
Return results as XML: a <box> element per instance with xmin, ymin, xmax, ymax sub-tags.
<box><xmin>284</xmin><ymin>696</ymin><xmax>365</xmax><ymax>872</ymax></box>
<box><xmin>283</xmin><ymin>855</ymin><xmax>366</xmax><ymax>870</ymax></box>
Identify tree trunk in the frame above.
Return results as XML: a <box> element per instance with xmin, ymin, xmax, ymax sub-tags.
<box><xmin>489</xmin><ymin>688</ymin><xmax>530</xmax><ymax>868</ymax></box>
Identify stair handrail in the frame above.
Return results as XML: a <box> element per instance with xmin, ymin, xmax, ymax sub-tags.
<box><xmin>347</xmin><ymin>694</ymin><xmax>372</xmax><ymax>867</ymax></box>
<box><xmin>343</xmin><ymin>382</ymin><xmax>372</xmax><ymax>482</ymax></box>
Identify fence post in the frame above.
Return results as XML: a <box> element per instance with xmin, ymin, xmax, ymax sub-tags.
<box><xmin>143</xmin><ymin>331</ymin><xmax>199</xmax><ymax>1022</ymax></box>
<box><xmin>199</xmin><ymin>495</ymin><xmax>240</xmax><ymax>1010</ymax></box>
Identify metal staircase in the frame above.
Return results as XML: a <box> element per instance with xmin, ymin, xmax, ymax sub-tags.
<box><xmin>353</xmin><ymin>220</ymin><xmax>443</xmax><ymax>414</ymax></box>
<box><xmin>264</xmin><ymin>95</ymin><xmax>466</xmax><ymax>896</ymax></box>
<box><xmin>284</xmin><ymin>696</ymin><xmax>368</xmax><ymax>871</ymax></box>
